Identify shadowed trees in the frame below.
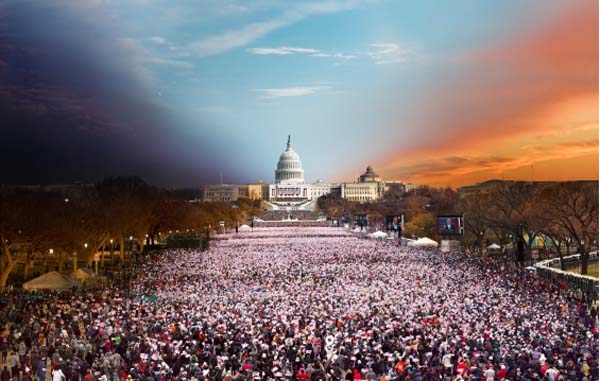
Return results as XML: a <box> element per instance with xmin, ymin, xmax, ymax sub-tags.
<box><xmin>0</xmin><ymin>189</ymin><xmax>57</xmax><ymax>287</ymax></box>
<box><xmin>0</xmin><ymin>177</ymin><xmax>261</xmax><ymax>287</ymax></box>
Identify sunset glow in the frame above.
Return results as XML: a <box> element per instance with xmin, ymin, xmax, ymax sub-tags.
<box><xmin>374</xmin><ymin>1</ymin><xmax>598</xmax><ymax>187</ymax></box>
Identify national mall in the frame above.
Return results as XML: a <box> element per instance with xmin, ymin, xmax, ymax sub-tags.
<box><xmin>203</xmin><ymin>136</ymin><xmax>415</xmax><ymax>211</ymax></box>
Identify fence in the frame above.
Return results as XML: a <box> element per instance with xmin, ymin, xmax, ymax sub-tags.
<box><xmin>534</xmin><ymin>251</ymin><xmax>599</xmax><ymax>294</ymax></box>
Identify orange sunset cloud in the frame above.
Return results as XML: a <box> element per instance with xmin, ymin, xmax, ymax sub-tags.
<box><xmin>377</xmin><ymin>1</ymin><xmax>598</xmax><ymax>188</ymax></box>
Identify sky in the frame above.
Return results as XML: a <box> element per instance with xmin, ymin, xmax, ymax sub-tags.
<box><xmin>0</xmin><ymin>0</ymin><xmax>597</xmax><ymax>188</ymax></box>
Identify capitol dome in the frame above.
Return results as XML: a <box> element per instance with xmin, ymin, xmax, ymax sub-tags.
<box><xmin>275</xmin><ymin>135</ymin><xmax>305</xmax><ymax>184</ymax></box>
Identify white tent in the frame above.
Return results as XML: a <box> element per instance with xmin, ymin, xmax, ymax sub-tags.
<box><xmin>353</xmin><ymin>227</ymin><xmax>362</xmax><ymax>233</ymax></box>
<box><xmin>239</xmin><ymin>224</ymin><xmax>251</xmax><ymax>231</ymax></box>
<box><xmin>23</xmin><ymin>272</ymin><xmax>81</xmax><ymax>291</ymax></box>
<box><xmin>408</xmin><ymin>237</ymin><xmax>439</xmax><ymax>247</ymax></box>
<box><xmin>369</xmin><ymin>230</ymin><xmax>388</xmax><ymax>239</ymax></box>
<box><xmin>487</xmin><ymin>243</ymin><xmax>501</xmax><ymax>250</ymax></box>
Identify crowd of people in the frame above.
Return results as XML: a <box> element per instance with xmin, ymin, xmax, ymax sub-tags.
<box><xmin>0</xmin><ymin>227</ymin><xmax>597</xmax><ymax>381</ymax></box>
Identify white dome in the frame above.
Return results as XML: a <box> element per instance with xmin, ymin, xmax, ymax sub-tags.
<box><xmin>275</xmin><ymin>135</ymin><xmax>304</xmax><ymax>185</ymax></box>
<box><xmin>278</xmin><ymin>150</ymin><xmax>301</xmax><ymax>164</ymax></box>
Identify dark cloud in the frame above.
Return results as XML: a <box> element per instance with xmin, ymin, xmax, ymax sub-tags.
<box><xmin>0</xmin><ymin>0</ymin><xmax>232</xmax><ymax>187</ymax></box>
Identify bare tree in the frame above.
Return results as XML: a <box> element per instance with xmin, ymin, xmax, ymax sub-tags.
<box><xmin>458</xmin><ymin>191</ymin><xmax>491</xmax><ymax>250</ymax></box>
<box><xmin>483</xmin><ymin>181</ymin><xmax>542</xmax><ymax>253</ymax></box>
<box><xmin>535</xmin><ymin>181</ymin><xmax>598</xmax><ymax>274</ymax></box>
<box><xmin>0</xmin><ymin>189</ymin><xmax>55</xmax><ymax>287</ymax></box>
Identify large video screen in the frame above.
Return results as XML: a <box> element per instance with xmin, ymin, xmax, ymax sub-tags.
<box><xmin>437</xmin><ymin>215</ymin><xmax>464</xmax><ymax>236</ymax></box>
<box><xmin>385</xmin><ymin>215</ymin><xmax>403</xmax><ymax>231</ymax></box>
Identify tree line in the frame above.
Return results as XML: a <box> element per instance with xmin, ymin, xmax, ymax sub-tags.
<box><xmin>318</xmin><ymin>180</ymin><xmax>598</xmax><ymax>274</ymax></box>
<box><xmin>0</xmin><ymin>176</ymin><xmax>260</xmax><ymax>287</ymax></box>
<box><xmin>459</xmin><ymin>180</ymin><xmax>598</xmax><ymax>274</ymax></box>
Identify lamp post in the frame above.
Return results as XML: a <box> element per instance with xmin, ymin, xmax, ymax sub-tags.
<box><xmin>129</xmin><ymin>236</ymin><xmax>134</xmax><ymax>264</ymax></box>
<box><xmin>479</xmin><ymin>231</ymin><xmax>484</xmax><ymax>255</ymax></box>
<box><xmin>109</xmin><ymin>239</ymin><xmax>114</xmax><ymax>269</ymax></box>
<box><xmin>73</xmin><ymin>251</ymin><xmax>78</xmax><ymax>271</ymax></box>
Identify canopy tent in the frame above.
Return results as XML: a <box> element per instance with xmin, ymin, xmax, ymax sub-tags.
<box><xmin>487</xmin><ymin>243</ymin><xmax>501</xmax><ymax>250</ymax></box>
<box><xmin>239</xmin><ymin>224</ymin><xmax>251</xmax><ymax>231</ymax></box>
<box><xmin>408</xmin><ymin>237</ymin><xmax>439</xmax><ymax>247</ymax></box>
<box><xmin>23</xmin><ymin>272</ymin><xmax>81</xmax><ymax>291</ymax></box>
<box><xmin>369</xmin><ymin>230</ymin><xmax>388</xmax><ymax>239</ymax></box>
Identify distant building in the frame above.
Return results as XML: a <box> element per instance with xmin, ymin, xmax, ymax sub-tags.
<box><xmin>238</xmin><ymin>181</ymin><xmax>265</xmax><ymax>201</ymax></box>
<box><xmin>203</xmin><ymin>184</ymin><xmax>239</xmax><ymax>202</ymax></box>
<box><xmin>341</xmin><ymin>166</ymin><xmax>387</xmax><ymax>202</ymax></box>
<box><xmin>203</xmin><ymin>136</ymin><xmax>413</xmax><ymax>210</ymax></box>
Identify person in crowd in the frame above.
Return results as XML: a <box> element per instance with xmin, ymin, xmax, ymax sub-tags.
<box><xmin>0</xmin><ymin>366</ymin><xmax>10</xmax><ymax>381</ymax></box>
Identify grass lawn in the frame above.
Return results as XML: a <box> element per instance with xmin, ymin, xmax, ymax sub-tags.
<box><xmin>566</xmin><ymin>262</ymin><xmax>599</xmax><ymax>278</ymax></box>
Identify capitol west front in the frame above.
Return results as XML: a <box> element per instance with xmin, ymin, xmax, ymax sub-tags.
<box><xmin>203</xmin><ymin>136</ymin><xmax>413</xmax><ymax>210</ymax></box>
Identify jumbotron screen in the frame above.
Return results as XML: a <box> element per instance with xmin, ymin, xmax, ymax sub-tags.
<box><xmin>385</xmin><ymin>215</ymin><xmax>403</xmax><ymax>231</ymax></box>
<box><xmin>437</xmin><ymin>215</ymin><xmax>464</xmax><ymax>236</ymax></box>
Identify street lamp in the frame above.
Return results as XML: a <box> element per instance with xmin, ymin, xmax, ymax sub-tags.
<box><xmin>109</xmin><ymin>239</ymin><xmax>114</xmax><ymax>269</ymax></box>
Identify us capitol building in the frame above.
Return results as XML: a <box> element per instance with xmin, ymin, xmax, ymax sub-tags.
<box><xmin>203</xmin><ymin>136</ymin><xmax>414</xmax><ymax>211</ymax></box>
